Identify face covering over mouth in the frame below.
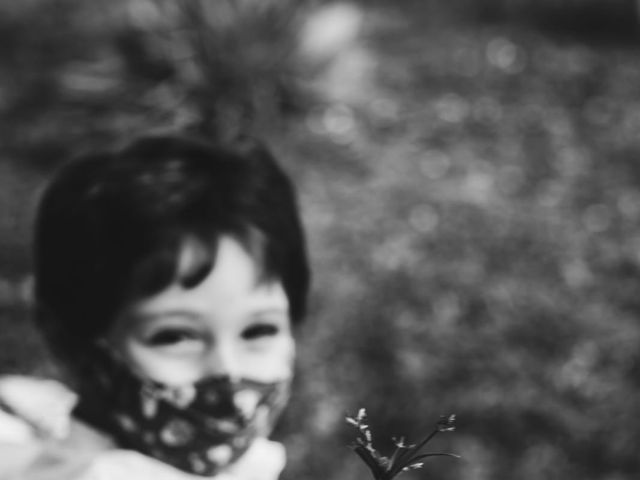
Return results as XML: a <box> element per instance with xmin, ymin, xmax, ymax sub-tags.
<box><xmin>73</xmin><ymin>347</ymin><xmax>291</xmax><ymax>477</ymax></box>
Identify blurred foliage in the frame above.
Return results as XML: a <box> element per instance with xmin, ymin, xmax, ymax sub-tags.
<box><xmin>2</xmin><ymin>1</ymin><xmax>640</xmax><ymax>480</ymax></box>
<box><xmin>0</xmin><ymin>0</ymin><xmax>313</xmax><ymax>167</ymax></box>
<box><xmin>394</xmin><ymin>0</ymin><xmax>640</xmax><ymax>39</ymax></box>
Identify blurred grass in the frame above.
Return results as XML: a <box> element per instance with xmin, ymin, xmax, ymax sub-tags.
<box><xmin>2</xmin><ymin>1</ymin><xmax>640</xmax><ymax>480</ymax></box>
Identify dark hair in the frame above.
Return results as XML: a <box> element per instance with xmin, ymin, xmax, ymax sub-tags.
<box><xmin>34</xmin><ymin>135</ymin><xmax>310</xmax><ymax>367</ymax></box>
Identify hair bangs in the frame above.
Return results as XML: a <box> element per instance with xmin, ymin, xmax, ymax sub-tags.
<box><xmin>174</xmin><ymin>233</ymin><xmax>218</xmax><ymax>290</ymax></box>
<box><xmin>232</xmin><ymin>225</ymin><xmax>276</xmax><ymax>286</ymax></box>
<box><xmin>128</xmin><ymin>225</ymin><xmax>277</xmax><ymax>300</ymax></box>
<box><xmin>126</xmin><ymin>231</ymin><xmax>182</xmax><ymax>300</ymax></box>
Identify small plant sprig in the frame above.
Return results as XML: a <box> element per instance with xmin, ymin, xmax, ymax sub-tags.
<box><xmin>346</xmin><ymin>408</ymin><xmax>459</xmax><ymax>480</ymax></box>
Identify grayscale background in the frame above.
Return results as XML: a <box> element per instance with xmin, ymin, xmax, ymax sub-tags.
<box><xmin>1</xmin><ymin>1</ymin><xmax>639</xmax><ymax>479</ymax></box>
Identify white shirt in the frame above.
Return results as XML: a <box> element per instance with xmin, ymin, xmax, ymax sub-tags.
<box><xmin>0</xmin><ymin>376</ymin><xmax>286</xmax><ymax>480</ymax></box>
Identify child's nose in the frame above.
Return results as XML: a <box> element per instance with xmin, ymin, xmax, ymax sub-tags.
<box><xmin>204</xmin><ymin>342</ymin><xmax>240</xmax><ymax>379</ymax></box>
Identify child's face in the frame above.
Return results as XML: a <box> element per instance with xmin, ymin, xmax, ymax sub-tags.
<box><xmin>105</xmin><ymin>235</ymin><xmax>294</xmax><ymax>386</ymax></box>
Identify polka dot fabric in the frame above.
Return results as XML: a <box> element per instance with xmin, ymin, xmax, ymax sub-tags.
<box><xmin>73</xmin><ymin>348</ymin><xmax>291</xmax><ymax>476</ymax></box>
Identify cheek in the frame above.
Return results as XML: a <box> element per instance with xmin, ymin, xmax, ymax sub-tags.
<box><xmin>240</xmin><ymin>336</ymin><xmax>295</xmax><ymax>383</ymax></box>
<box><xmin>115</xmin><ymin>334</ymin><xmax>296</xmax><ymax>386</ymax></box>
<box><xmin>119</xmin><ymin>339</ymin><xmax>206</xmax><ymax>386</ymax></box>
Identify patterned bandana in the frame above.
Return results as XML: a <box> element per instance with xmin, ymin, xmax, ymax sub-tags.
<box><xmin>73</xmin><ymin>348</ymin><xmax>291</xmax><ymax>476</ymax></box>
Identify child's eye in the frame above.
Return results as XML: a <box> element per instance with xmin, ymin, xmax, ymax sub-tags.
<box><xmin>147</xmin><ymin>329</ymin><xmax>199</xmax><ymax>346</ymax></box>
<box><xmin>241</xmin><ymin>323</ymin><xmax>279</xmax><ymax>340</ymax></box>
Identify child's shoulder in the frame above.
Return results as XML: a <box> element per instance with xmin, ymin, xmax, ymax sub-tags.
<box><xmin>0</xmin><ymin>375</ymin><xmax>78</xmax><ymax>443</ymax></box>
<box><xmin>0</xmin><ymin>374</ymin><xmax>166</xmax><ymax>479</ymax></box>
<box><xmin>0</xmin><ymin>374</ymin><xmax>113</xmax><ymax>479</ymax></box>
<box><xmin>0</xmin><ymin>375</ymin><xmax>286</xmax><ymax>480</ymax></box>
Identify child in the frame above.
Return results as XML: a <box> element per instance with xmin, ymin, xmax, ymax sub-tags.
<box><xmin>0</xmin><ymin>134</ymin><xmax>310</xmax><ymax>479</ymax></box>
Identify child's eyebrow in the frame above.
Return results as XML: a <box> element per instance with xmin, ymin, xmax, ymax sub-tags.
<box><xmin>131</xmin><ymin>310</ymin><xmax>204</xmax><ymax>324</ymax></box>
<box><xmin>250</xmin><ymin>307</ymin><xmax>289</xmax><ymax>317</ymax></box>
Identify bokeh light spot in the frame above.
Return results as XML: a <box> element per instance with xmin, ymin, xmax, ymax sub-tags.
<box><xmin>435</xmin><ymin>93</ymin><xmax>470</xmax><ymax>123</ymax></box>
<box><xmin>408</xmin><ymin>203</ymin><xmax>439</xmax><ymax>233</ymax></box>
<box><xmin>487</xmin><ymin>37</ymin><xmax>526</xmax><ymax>74</ymax></box>
<box><xmin>419</xmin><ymin>149</ymin><xmax>450</xmax><ymax>180</ymax></box>
<box><xmin>582</xmin><ymin>204</ymin><xmax>612</xmax><ymax>233</ymax></box>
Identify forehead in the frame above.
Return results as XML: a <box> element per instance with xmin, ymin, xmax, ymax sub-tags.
<box><xmin>128</xmin><ymin>235</ymin><xmax>289</xmax><ymax>317</ymax></box>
